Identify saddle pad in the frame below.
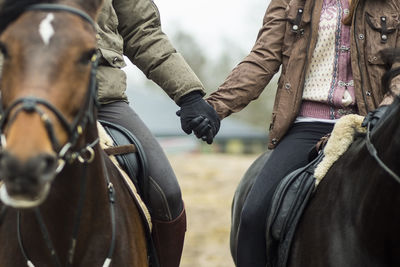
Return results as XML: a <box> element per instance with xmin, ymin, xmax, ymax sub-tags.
<box><xmin>97</xmin><ymin>122</ymin><xmax>152</xmax><ymax>230</ymax></box>
<box><xmin>314</xmin><ymin>114</ymin><xmax>365</xmax><ymax>185</ymax></box>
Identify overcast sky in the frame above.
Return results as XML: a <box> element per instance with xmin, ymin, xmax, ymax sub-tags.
<box><xmin>154</xmin><ymin>0</ymin><xmax>269</xmax><ymax>56</ymax></box>
<box><xmin>124</xmin><ymin>0</ymin><xmax>270</xmax><ymax>83</ymax></box>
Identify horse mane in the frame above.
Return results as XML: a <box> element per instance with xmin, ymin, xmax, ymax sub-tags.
<box><xmin>0</xmin><ymin>0</ymin><xmax>56</xmax><ymax>34</ymax></box>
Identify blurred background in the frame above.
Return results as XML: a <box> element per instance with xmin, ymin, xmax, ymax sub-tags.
<box><xmin>123</xmin><ymin>0</ymin><xmax>275</xmax><ymax>266</ymax></box>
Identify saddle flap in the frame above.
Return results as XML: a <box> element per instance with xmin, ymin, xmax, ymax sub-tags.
<box><xmin>266</xmin><ymin>152</ymin><xmax>324</xmax><ymax>267</ymax></box>
<box><xmin>98</xmin><ymin>120</ymin><xmax>149</xmax><ymax>201</ymax></box>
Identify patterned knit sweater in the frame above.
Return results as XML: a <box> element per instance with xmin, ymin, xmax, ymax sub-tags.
<box><xmin>299</xmin><ymin>0</ymin><xmax>357</xmax><ymax>120</ymax></box>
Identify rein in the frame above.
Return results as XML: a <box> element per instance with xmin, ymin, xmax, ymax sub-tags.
<box><xmin>0</xmin><ymin>4</ymin><xmax>117</xmax><ymax>267</ymax></box>
<box><xmin>365</xmin><ymin>121</ymin><xmax>400</xmax><ymax>184</ymax></box>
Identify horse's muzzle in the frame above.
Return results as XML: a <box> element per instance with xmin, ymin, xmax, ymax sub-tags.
<box><xmin>0</xmin><ymin>151</ymin><xmax>57</xmax><ymax>208</ymax></box>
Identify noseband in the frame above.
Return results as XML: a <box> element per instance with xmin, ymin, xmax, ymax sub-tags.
<box><xmin>0</xmin><ymin>3</ymin><xmax>100</xmax><ymax>171</ymax></box>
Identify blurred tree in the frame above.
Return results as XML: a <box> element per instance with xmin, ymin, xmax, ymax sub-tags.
<box><xmin>172</xmin><ymin>31</ymin><xmax>208</xmax><ymax>81</ymax></box>
<box><xmin>125</xmin><ymin>22</ymin><xmax>278</xmax><ymax>130</ymax></box>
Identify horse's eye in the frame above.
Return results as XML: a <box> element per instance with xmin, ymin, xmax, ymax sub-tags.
<box><xmin>0</xmin><ymin>42</ymin><xmax>9</xmax><ymax>59</ymax></box>
<box><xmin>78</xmin><ymin>49</ymin><xmax>96</xmax><ymax>65</ymax></box>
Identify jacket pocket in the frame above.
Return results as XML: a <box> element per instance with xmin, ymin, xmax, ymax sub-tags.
<box><xmin>364</xmin><ymin>12</ymin><xmax>399</xmax><ymax>101</ymax></box>
<box><xmin>98</xmin><ymin>48</ymin><xmax>127</xmax><ymax>68</ymax></box>
<box><xmin>282</xmin><ymin>1</ymin><xmax>310</xmax><ymax>56</ymax></box>
<box><xmin>365</xmin><ymin>12</ymin><xmax>399</xmax><ymax>47</ymax></box>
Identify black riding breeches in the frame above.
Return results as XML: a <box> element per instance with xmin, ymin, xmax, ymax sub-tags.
<box><xmin>98</xmin><ymin>101</ymin><xmax>183</xmax><ymax>221</ymax></box>
<box><xmin>236</xmin><ymin>122</ymin><xmax>334</xmax><ymax>267</ymax></box>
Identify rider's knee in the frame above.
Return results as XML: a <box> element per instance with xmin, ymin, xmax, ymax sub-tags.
<box><xmin>148</xmin><ymin>176</ymin><xmax>183</xmax><ymax>220</ymax></box>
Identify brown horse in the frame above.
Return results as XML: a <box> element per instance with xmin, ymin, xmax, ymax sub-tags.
<box><xmin>0</xmin><ymin>1</ymin><xmax>148</xmax><ymax>266</ymax></box>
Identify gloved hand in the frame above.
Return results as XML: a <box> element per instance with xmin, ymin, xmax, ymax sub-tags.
<box><xmin>361</xmin><ymin>105</ymin><xmax>388</xmax><ymax>129</ymax></box>
<box><xmin>176</xmin><ymin>91</ymin><xmax>220</xmax><ymax>144</ymax></box>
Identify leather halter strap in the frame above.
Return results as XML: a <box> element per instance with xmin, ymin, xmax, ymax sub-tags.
<box><xmin>26</xmin><ymin>3</ymin><xmax>96</xmax><ymax>29</ymax></box>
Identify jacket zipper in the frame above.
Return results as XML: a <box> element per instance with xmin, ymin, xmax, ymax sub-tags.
<box><xmin>353</xmin><ymin>0</ymin><xmax>369</xmax><ymax>113</ymax></box>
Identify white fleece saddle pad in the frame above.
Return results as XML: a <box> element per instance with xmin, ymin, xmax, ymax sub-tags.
<box><xmin>314</xmin><ymin>114</ymin><xmax>366</xmax><ymax>186</ymax></box>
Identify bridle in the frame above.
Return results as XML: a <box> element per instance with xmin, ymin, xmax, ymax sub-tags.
<box><xmin>365</xmin><ymin>108</ymin><xmax>400</xmax><ymax>184</ymax></box>
<box><xmin>0</xmin><ymin>3</ymin><xmax>99</xmax><ymax>172</ymax></box>
<box><xmin>0</xmin><ymin>4</ymin><xmax>117</xmax><ymax>267</ymax></box>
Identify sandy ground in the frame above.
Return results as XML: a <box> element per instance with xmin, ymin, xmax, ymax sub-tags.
<box><xmin>167</xmin><ymin>152</ymin><xmax>260</xmax><ymax>267</ymax></box>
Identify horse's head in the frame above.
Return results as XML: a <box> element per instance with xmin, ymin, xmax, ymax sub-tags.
<box><xmin>0</xmin><ymin>0</ymin><xmax>103</xmax><ymax>208</ymax></box>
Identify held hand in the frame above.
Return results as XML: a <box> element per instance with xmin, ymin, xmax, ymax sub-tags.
<box><xmin>361</xmin><ymin>105</ymin><xmax>389</xmax><ymax>129</ymax></box>
<box><xmin>176</xmin><ymin>91</ymin><xmax>220</xmax><ymax>144</ymax></box>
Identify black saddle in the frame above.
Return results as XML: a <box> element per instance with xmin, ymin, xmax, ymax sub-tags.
<box><xmin>99</xmin><ymin>120</ymin><xmax>160</xmax><ymax>267</ymax></box>
<box><xmin>99</xmin><ymin>120</ymin><xmax>149</xmax><ymax>202</ymax></box>
<box><xmin>266</xmin><ymin>151</ymin><xmax>325</xmax><ymax>267</ymax></box>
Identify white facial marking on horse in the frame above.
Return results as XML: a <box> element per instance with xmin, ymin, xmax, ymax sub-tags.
<box><xmin>39</xmin><ymin>13</ymin><xmax>55</xmax><ymax>45</ymax></box>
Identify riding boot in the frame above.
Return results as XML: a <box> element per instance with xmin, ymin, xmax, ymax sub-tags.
<box><xmin>152</xmin><ymin>208</ymin><xmax>187</xmax><ymax>267</ymax></box>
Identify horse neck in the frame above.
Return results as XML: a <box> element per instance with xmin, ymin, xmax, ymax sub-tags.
<box><xmin>347</xmin><ymin>97</ymin><xmax>400</xmax><ymax>246</ymax></box>
<box><xmin>369</xmin><ymin>96</ymin><xmax>400</xmax><ymax>182</ymax></box>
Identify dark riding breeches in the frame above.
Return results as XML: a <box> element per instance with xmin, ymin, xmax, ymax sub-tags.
<box><xmin>236</xmin><ymin>122</ymin><xmax>334</xmax><ymax>267</ymax></box>
<box><xmin>98</xmin><ymin>101</ymin><xmax>183</xmax><ymax>221</ymax></box>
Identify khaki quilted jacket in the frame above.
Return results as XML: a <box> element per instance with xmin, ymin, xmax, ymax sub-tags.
<box><xmin>207</xmin><ymin>0</ymin><xmax>400</xmax><ymax>149</ymax></box>
<box><xmin>95</xmin><ymin>0</ymin><xmax>205</xmax><ymax>104</ymax></box>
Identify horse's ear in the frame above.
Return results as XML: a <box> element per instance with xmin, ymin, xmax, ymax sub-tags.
<box><xmin>69</xmin><ymin>0</ymin><xmax>104</xmax><ymax>19</ymax></box>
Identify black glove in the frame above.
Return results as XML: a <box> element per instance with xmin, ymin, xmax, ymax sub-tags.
<box><xmin>361</xmin><ymin>105</ymin><xmax>388</xmax><ymax>129</ymax></box>
<box><xmin>177</xmin><ymin>91</ymin><xmax>220</xmax><ymax>144</ymax></box>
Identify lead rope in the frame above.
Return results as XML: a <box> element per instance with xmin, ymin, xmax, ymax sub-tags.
<box><xmin>365</xmin><ymin>122</ymin><xmax>400</xmax><ymax>183</ymax></box>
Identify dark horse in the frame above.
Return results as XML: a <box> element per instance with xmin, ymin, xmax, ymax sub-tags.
<box><xmin>231</xmin><ymin>49</ymin><xmax>400</xmax><ymax>267</ymax></box>
<box><xmin>0</xmin><ymin>0</ymin><xmax>148</xmax><ymax>266</ymax></box>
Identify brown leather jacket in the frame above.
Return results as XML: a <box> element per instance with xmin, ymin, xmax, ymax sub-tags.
<box><xmin>207</xmin><ymin>0</ymin><xmax>400</xmax><ymax>149</ymax></box>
